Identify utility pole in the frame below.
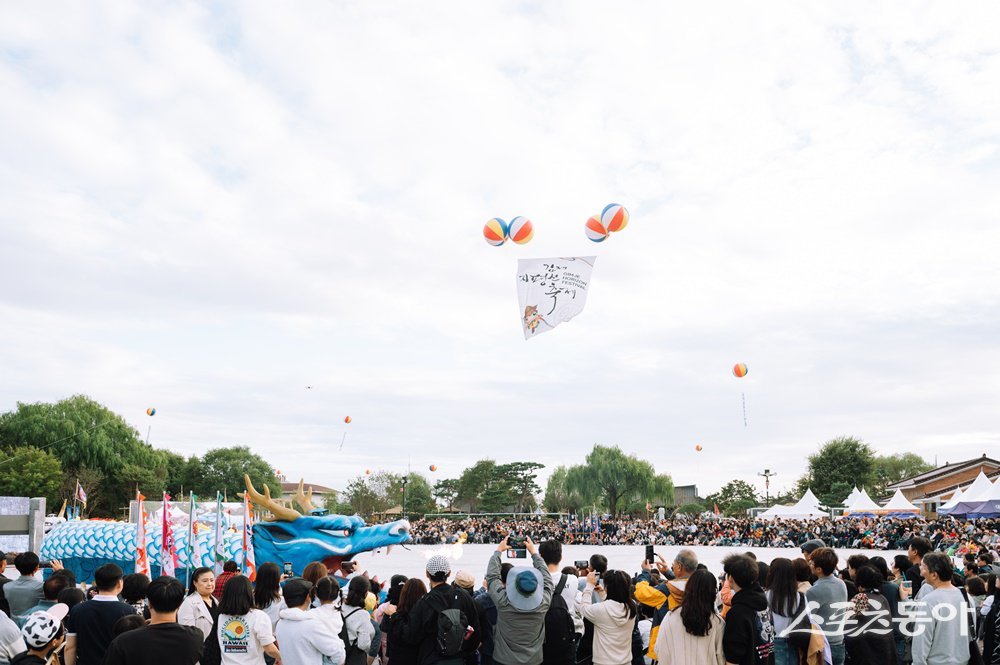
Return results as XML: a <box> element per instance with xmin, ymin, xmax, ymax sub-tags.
<box><xmin>758</xmin><ymin>469</ymin><xmax>777</xmax><ymax>505</ymax></box>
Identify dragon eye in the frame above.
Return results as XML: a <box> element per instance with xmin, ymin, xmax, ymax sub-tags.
<box><xmin>260</xmin><ymin>525</ymin><xmax>295</xmax><ymax>542</ymax></box>
<box><xmin>320</xmin><ymin>529</ymin><xmax>351</xmax><ymax>538</ymax></box>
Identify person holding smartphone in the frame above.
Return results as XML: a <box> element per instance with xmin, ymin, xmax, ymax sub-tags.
<box><xmin>486</xmin><ymin>535</ymin><xmax>553</xmax><ymax>665</ymax></box>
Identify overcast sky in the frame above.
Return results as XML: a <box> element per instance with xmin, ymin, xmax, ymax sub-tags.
<box><xmin>2</xmin><ymin>2</ymin><xmax>999</xmax><ymax>499</ymax></box>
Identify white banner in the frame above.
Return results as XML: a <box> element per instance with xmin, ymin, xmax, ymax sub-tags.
<box><xmin>516</xmin><ymin>257</ymin><xmax>596</xmax><ymax>339</ymax></box>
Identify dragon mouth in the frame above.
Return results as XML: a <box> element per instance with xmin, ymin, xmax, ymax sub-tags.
<box><xmin>322</xmin><ymin>556</ymin><xmax>350</xmax><ymax>573</ymax></box>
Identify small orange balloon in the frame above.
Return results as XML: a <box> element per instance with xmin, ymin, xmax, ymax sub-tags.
<box><xmin>365</xmin><ymin>469</ymin><xmax>371</xmax><ymax>475</ymax></box>
<box><xmin>429</xmin><ymin>464</ymin><xmax>438</xmax><ymax>472</ymax></box>
<box><xmin>733</xmin><ymin>363</ymin><xmax>748</xmax><ymax>378</ymax></box>
<box><xmin>695</xmin><ymin>445</ymin><xmax>703</xmax><ymax>452</ymax></box>
<box><xmin>344</xmin><ymin>416</ymin><xmax>352</xmax><ymax>424</ymax></box>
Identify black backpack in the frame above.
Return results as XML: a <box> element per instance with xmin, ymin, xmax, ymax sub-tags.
<box><xmin>340</xmin><ymin>607</ymin><xmax>368</xmax><ymax>665</ymax></box>
<box><xmin>436</xmin><ymin>589</ymin><xmax>469</xmax><ymax>657</ymax></box>
<box><xmin>543</xmin><ymin>574</ymin><xmax>576</xmax><ymax>664</ymax></box>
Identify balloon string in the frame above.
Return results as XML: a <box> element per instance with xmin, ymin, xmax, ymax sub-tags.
<box><xmin>339</xmin><ymin>431</ymin><xmax>347</xmax><ymax>451</ymax></box>
<box><xmin>742</xmin><ymin>392</ymin><xmax>747</xmax><ymax>427</ymax></box>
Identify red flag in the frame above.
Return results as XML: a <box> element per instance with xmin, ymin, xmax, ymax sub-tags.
<box><xmin>135</xmin><ymin>492</ymin><xmax>150</xmax><ymax>576</ymax></box>
<box><xmin>161</xmin><ymin>492</ymin><xmax>177</xmax><ymax>577</ymax></box>
<box><xmin>713</xmin><ymin>503</ymin><xmax>720</xmax><ymax>515</ymax></box>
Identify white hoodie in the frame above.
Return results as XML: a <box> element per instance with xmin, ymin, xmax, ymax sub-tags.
<box><xmin>275</xmin><ymin>606</ymin><xmax>347</xmax><ymax>665</ymax></box>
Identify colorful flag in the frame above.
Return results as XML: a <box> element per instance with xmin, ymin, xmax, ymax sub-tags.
<box><xmin>187</xmin><ymin>493</ymin><xmax>201</xmax><ymax>583</ymax></box>
<box><xmin>243</xmin><ymin>493</ymin><xmax>256</xmax><ymax>581</ymax></box>
<box><xmin>161</xmin><ymin>492</ymin><xmax>177</xmax><ymax>577</ymax></box>
<box><xmin>75</xmin><ymin>480</ymin><xmax>87</xmax><ymax>508</ymax></box>
<box><xmin>213</xmin><ymin>492</ymin><xmax>226</xmax><ymax>575</ymax></box>
<box><xmin>714</xmin><ymin>503</ymin><xmax>720</xmax><ymax>516</ymax></box>
<box><xmin>135</xmin><ymin>492</ymin><xmax>150</xmax><ymax>577</ymax></box>
<box><xmin>516</xmin><ymin>257</ymin><xmax>597</xmax><ymax>339</ymax></box>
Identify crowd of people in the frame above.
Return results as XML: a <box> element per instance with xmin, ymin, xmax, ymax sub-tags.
<box><xmin>1</xmin><ymin>530</ymin><xmax>1000</xmax><ymax>665</ymax></box>
<box><xmin>411</xmin><ymin>515</ymin><xmax>1000</xmax><ymax>553</ymax></box>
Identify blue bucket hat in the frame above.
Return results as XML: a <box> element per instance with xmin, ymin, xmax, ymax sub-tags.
<box><xmin>505</xmin><ymin>567</ymin><xmax>544</xmax><ymax>611</ymax></box>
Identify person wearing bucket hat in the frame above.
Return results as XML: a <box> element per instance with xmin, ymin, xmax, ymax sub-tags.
<box><xmin>401</xmin><ymin>555</ymin><xmax>481</xmax><ymax>664</ymax></box>
<box><xmin>485</xmin><ymin>534</ymin><xmax>553</xmax><ymax>665</ymax></box>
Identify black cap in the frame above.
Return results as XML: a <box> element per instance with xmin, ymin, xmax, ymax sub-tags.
<box><xmin>282</xmin><ymin>578</ymin><xmax>314</xmax><ymax>607</ymax></box>
<box><xmin>800</xmin><ymin>539</ymin><xmax>826</xmax><ymax>554</ymax></box>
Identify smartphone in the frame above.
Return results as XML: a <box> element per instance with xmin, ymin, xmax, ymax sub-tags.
<box><xmin>283</xmin><ymin>562</ymin><xmax>293</xmax><ymax>576</ymax></box>
<box><xmin>645</xmin><ymin>545</ymin><xmax>655</xmax><ymax>564</ymax></box>
<box><xmin>901</xmin><ymin>580</ymin><xmax>912</xmax><ymax>594</ymax></box>
<box><xmin>506</xmin><ymin>549</ymin><xmax>527</xmax><ymax>559</ymax></box>
<box><xmin>574</xmin><ymin>560</ymin><xmax>589</xmax><ymax>569</ymax></box>
<box><xmin>594</xmin><ymin>573</ymin><xmax>602</xmax><ymax>586</ymax></box>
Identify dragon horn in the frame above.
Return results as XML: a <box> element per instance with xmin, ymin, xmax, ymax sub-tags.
<box><xmin>293</xmin><ymin>479</ymin><xmax>316</xmax><ymax>515</ymax></box>
<box><xmin>244</xmin><ymin>474</ymin><xmax>299</xmax><ymax>522</ymax></box>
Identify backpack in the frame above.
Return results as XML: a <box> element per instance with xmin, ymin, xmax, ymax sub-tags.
<box><xmin>753</xmin><ymin>608</ymin><xmax>776</xmax><ymax>664</ymax></box>
<box><xmin>436</xmin><ymin>589</ymin><xmax>469</xmax><ymax>658</ymax></box>
<box><xmin>543</xmin><ymin>574</ymin><xmax>576</xmax><ymax>664</ymax></box>
<box><xmin>340</xmin><ymin>607</ymin><xmax>368</xmax><ymax>665</ymax></box>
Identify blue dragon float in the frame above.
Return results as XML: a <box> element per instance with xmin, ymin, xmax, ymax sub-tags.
<box><xmin>40</xmin><ymin>475</ymin><xmax>412</xmax><ymax>582</ymax></box>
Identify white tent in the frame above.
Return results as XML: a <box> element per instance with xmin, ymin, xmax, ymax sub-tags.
<box><xmin>796</xmin><ymin>488</ymin><xmax>822</xmax><ymax>510</ymax></box>
<box><xmin>967</xmin><ymin>477</ymin><xmax>1000</xmax><ymax>518</ymax></box>
<box><xmin>777</xmin><ymin>490</ymin><xmax>828</xmax><ymax>519</ymax></box>
<box><xmin>843</xmin><ymin>486</ymin><xmax>861</xmax><ymax>509</ymax></box>
<box><xmin>758</xmin><ymin>505</ymin><xmax>794</xmax><ymax>520</ymax></box>
<box><xmin>882</xmin><ymin>489</ymin><xmax>920</xmax><ymax>517</ymax></box>
<box><xmin>941</xmin><ymin>471</ymin><xmax>994</xmax><ymax>515</ymax></box>
<box><xmin>844</xmin><ymin>489</ymin><xmax>881</xmax><ymax>516</ymax></box>
<box><xmin>938</xmin><ymin>486</ymin><xmax>965</xmax><ymax>512</ymax></box>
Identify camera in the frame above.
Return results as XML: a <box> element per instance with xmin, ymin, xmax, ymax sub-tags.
<box><xmin>506</xmin><ymin>532</ymin><xmax>527</xmax><ymax>559</ymax></box>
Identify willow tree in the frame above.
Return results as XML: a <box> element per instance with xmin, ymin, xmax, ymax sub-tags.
<box><xmin>565</xmin><ymin>444</ymin><xmax>661</xmax><ymax>516</ymax></box>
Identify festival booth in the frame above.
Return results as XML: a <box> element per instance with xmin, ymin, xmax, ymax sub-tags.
<box><xmin>843</xmin><ymin>486</ymin><xmax>861</xmax><ymax>507</ymax></box>
<box><xmin>881</xmin><ymin>489</ymin><xmax>921</xmax><ymax>519</ymax></box>
<box><xmin>966</xmin><ymin>477</ymin><xmax>1000</xmax><ymax>519</ymax></box>
<box><xmin>842</xmin><ymin>489</ymin><xmax>881</xmax><ymax>518</ymax></box>
<box><xmin>938</xmin><ymin>485</ymin><xmax>965</xmax><ymax>513</ymax></box>
<box><xmin>940</xmin><ymin>471</ymin><xmax>995</xmax><ymax>516</ymax></box>
<box><xmin>758</xmin><ymin>504</ymin><xmax>794</xmax><ymax>520</ymax></box>
<box><xmin>762</xmin><ymin>489</ymin><xmax>828</xmax><ymax>520</ymax></box>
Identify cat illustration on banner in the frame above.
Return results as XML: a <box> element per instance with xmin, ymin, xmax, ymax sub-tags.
<box><xmin>522</xmin><ymin>305</ymin><xmax>548</xmax><ymax>335</ymax></box>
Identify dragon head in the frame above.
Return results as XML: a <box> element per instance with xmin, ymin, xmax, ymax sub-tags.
<box><xmin>244</xmin><ymin>475</ymin><xmax>411</xmax><ymax>574</ymax></box>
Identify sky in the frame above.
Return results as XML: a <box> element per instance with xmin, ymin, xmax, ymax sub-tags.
<box><xmin>2</xmin><ymin>2</ymin><xmax>1000</xmax><ymax>500</ymax></box>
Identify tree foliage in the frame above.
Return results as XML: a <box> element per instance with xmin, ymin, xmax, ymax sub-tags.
<box><xmin>801</xmin><ymin>436</ymin><xmax>876</xmax><ymax>506</ymax></box>
<box><xmin>872</xmin><ymin>453</ymin><xmax>932</xmax><ymax>497</ymax></box>
<box><xmin>543</xmin><ymin>466</ymin><xmax>587</xmax><ymax>513</ymax></box>
<box><xmin>185</xmin><ymin>446</ymin><xmax>280</xmax><ymax>500</ymax></box>
<box><xmin>565</xmin><ymin>445</ymin><xmax>665</xmax><ymax>516</ymax></box>
<box><xmin>432</xmin><ymin>478</ymin><xmax>459</xmax><ymax>510</ymax></box>
<box><xmin>705</xmin><ymin>480</ymin><xmax>759</xmax><ymax>513</ymax></box>
<box><xmin>0</xmin><ymin>447</ymin><xmax>63</xmax><ymax>506</ymax></box>
<box><xmin>345</xmin><ymin>471</ymin><xmax>434</xmax><ymax>519</ymax></box>
<box><xmin>0</xmin><ymin>395</ymin><xmax>178</xmax><ymax>515</ymax></box>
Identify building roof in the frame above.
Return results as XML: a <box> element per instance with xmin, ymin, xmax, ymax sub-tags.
<box><xmin>886</xmin><ymin>454</ymin><xmax>1000</xmax><ymax>490</ymax></box>
<box><xmin>281</xmin><ymin>482</ymin><xmax>339</xmax><ymax>495</ymax></box>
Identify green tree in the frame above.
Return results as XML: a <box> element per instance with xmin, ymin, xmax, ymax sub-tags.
<box><xmin>676</xmin><ymin>502</ymin><xmax>706</xmax><ymax>515</ymax></box>
<box><xmin>650</xmin><ymin>474</ymin><xmax>675</xmax><ymax>507</ymax></box>
<box><xmin>0</xmin><ymin>447</ymin><xmax>63</xmax><ymax>506</ymax></box>
<box><xmin>565</xmin><ymin>445</ymin><xmax>656</xmax><ymax>516</ymax></box>
<box><xmin>726</xmin><ymin>498</ymin><xmax>757</xmax><ymax>517</ymax></box>
<box><xmin>186</xmin><ymin>446</ymin><xmax>280</xmax><ymax>500</ymax></box>
<box><xmin>801</xmin><ymin>436</ymin><xmax>876</xmax><ymax>506</ymax></box>
<box><xmin>456</xmin><ymin>460</ymin><xmax>497</xmax><ymax>512</ymax></box>
<box><xmin>345</xmin><ymin>471</ymin><xmax>396</xmax><ymax>517</ymax></box>
<box><xmin>499</xmin><ymin>462</ymin><xmax>544</xmax><ymax>513</ymax></box>
<box><xmin>0</xmin><ymin>395</ymin><xmax>170</xmax><ymax>515</ymax></box>
<box><xmin>161</xmin><ymin>451</ymin><xmax>190</xmax><ymax>495</ymax></box>
<box><xmin>394</xmin><ymin>473</ymin><xmax>434</xmax><ymax>519</ymax></box>
<box><xmin>872</xmin><ymin>453</ymin><xmax>933</xmax><ymax>497</ymax></box>
<box><xmin>432</xmin><ymin>478</ymin><xmax>460</xmax><ymax>510</ymax></box>
<box><xmin>543</xmin><ymin>466</ymin><xmax>587</xmax><ymax>513</ymax></box>
<box><xmin>705</xmin><ymin>480</ymin><xmax>759</xmax><ymax>512</ymax></box>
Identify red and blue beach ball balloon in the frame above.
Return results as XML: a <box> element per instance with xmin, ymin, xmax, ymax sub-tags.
<box><xmin>483</xmin><ymin>218</ymin><xmax>509</xmax><ymax>246</ymax></box>
<box><xmin>585</xmin><ymin>215</ymin><xmax>609</xmax><ymax>242</ymax></box>
<box><xmin>507</xmin><ymin>216</ymin><xmax>534</xmax><ymax>245</ymax></box>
